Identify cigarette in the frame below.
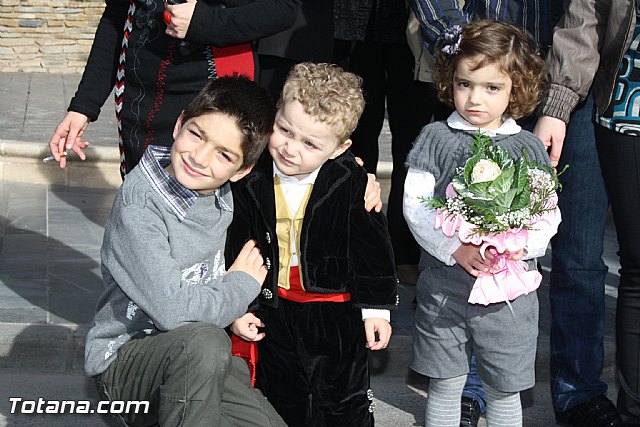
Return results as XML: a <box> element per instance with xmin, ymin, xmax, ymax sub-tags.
<box><xmin>42</xmin><ymin>151</ymin><xmax>67</xmax><ymax>163</ymax></box>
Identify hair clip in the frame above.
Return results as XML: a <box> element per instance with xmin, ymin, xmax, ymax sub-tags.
<box><xmin>439</xmin><ymin>25</ymin><xmax>463</xmax><ymax>56</ymax></box>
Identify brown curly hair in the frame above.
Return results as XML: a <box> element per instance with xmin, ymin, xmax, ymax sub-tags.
<box><xmin>279</xmin><ymin>62</ymin><xmax>365</xmax><ymax>142</ymax></box>
<box><xmin>433</xmin><ymin>19</ymin><xmax>546</xmax><ymax>120</ymax></box>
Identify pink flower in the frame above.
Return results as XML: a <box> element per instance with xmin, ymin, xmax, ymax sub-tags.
<box><xmin>445</xmin><ymin>182</ymin><xmax>458</xmax><ymax>198</ymax></box>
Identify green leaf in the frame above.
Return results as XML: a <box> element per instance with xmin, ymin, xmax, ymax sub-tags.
<box><xmin>512</xmin><ymin>158</ymin><xmax>529</xmax><ymax>192</ymax></box>
<box><xmin>511</xmin><ymin>188</ymin><xmax>530</xmax><ymax>210</ymax></box>
<box><xmin>489</xmin><ymin>167</ymin><xmax>515</xmax><ymax>193</ymax></box>
<box><xmin>494</xmin><ymin>188</ymin><xmax>518</xmax><ymax>211</ymax></box>
<box><xmin>464</xmin><ymin>197</ymin><xmax>495</xmax><ymax>212</ymax></box>
<box><xmin>467</xmin><ymin>180</ymin><xmax>492</xmax><ymax>196</ymax></box>
<box><xmin>463</xmin><ymin>155</ymin><xmax>481</xmax><ymax>184</ymax></box>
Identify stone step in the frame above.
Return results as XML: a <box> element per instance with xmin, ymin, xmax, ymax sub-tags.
<box><xmin>0</xmin><ymin>139</ymin><xmax>393</xmax><ymax>189</ymax></box>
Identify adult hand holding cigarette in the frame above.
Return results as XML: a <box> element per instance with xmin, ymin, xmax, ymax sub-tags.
<box><xmin>47</xmin><ymin>111</ymin><xmax>91</xmax><ymax>168</ymax></box>
<box><xmin>42</xmin><ymin>151</ymin><xmax>67</xmax><ymax>163</ymax></box>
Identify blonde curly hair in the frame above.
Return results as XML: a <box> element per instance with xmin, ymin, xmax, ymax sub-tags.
<box><xmin>434</xmin><ymin>20</ymin><xmax>546</xmax><ymax>120</ymax></box>
<box><xmin>279</xmin><ymin>62</ymin><xmax>365</xmax><ymax>142</ymax></box>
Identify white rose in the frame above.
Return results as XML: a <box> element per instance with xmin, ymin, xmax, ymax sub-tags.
<box><xmin>471</xmin><ymin>159</ymin><xmax>502</xmax><ymax>183</ymax></box>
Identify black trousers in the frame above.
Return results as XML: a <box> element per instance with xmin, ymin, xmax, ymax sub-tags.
<box><xmin>595</xmin><ymin>125</ymin><xmax>640</xmax><ymax>424</ymax></box>
<box><xmin>348</xmin><ymin>40</ymin><xmax>451</xmax><ymax>264</ymax></box>
<box><xmin>95</xmin><ymin>323</ymin><xmax>286</xmax><ymax>427</ymax></box>
<box><xmin>256</xmin><ymin>299</ymin><xmax>373</xmax><ymax>427</ymax></box>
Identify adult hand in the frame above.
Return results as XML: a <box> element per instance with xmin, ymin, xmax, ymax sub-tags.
<box><xmin>164</xmin><ymin>0</ymin><xmax>196</xmax><ymax>39</ymax></box>
<box><xmin>227</xmin><ymin>240</ymin><xmax>268</xmax><ymax>285</ymax></box>
<box><xmin>534</xmin><ymin>115</ymin><xmax>566</xmax><ymax>167</ymax></box>
<box><xmin>364</xmin><ymin>318</ymin><xmax>392</xmax><ymax>350</ymax></box>
<box><xmin>47</xmin><ymin>111</ymin><xmax>91</xmax><ymax>168</ymax></box>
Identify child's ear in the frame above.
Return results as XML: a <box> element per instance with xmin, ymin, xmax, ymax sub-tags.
<box><xmin>229</xmin><ymin>164</ymin><xmax>254</xmax><ymax>183</ymax></box>
<box><xmin>173</xmin><ymin>112</ymin><xmax>185</xmax><ymax>140</ymax></box>
<box><xmin>330</xmin><ymin>139</ymin><xmax>352</xmax><ymax>159</ymax></box>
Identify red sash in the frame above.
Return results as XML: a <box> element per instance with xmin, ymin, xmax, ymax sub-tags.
<box><xmin>231</xmin><ymin>334</ymin><xmax>258</xmax><ymax>386</ymax></box>
<box><xmin>211</xmin><ymin>44</ymin><xmax>254</xmax><ymax>79</ymax></box>
<box><xmin>278</xmin><ymin>266</ymin><xmax>351</xmax><ymax>303</ymax></box>
<box><xmin>231</xmin><ymin>267</ymin><xmax>350</xmax><ymax>387</ymax></box>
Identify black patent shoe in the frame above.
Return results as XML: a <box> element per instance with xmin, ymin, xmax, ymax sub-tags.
<box><xmin>556</xmin><ymin>395</ymin><xmax>623</xmax><ymax>426</ymax></box>
<box><xmin>460</xmin><ymin>396</ymin><xmax>482</xmax><ymax>427</ymax></box>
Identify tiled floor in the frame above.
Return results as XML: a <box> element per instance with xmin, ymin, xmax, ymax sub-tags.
<box><xmin>0</xmin><ymin>179</ymin><xmax>624</xmax><ymax>426</ymax></box>
<box><xmin>0</xmin><ymin>182</ymin><xmax>116</xmax><ymax>326</ymax></box>
<box><xmin>0</xmin><ymin>180</ymin><xmax>422</xmax><ymax>332</ymax></box>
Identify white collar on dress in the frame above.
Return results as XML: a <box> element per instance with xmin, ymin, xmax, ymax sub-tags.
<box><xmin>446</xmin><ymin>111</ymin><xmax>521</xmax><ymax>136</ymax></box>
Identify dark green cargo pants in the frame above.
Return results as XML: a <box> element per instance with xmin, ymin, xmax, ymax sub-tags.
<box><xmin>94</xmin><ymin>322</ymin><xmax>286</xmax><ymax>427</ymax></box>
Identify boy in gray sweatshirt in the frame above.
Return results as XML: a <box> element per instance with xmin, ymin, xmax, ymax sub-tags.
<box><xmin>85</xmin><ymin>76</ymin><xmax>286</xmax><ymax>427</ymax></box>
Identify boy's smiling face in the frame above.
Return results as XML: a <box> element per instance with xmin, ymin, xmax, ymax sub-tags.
<box><xmin>167</xmin><ymin>112</ymin><xmax>252</xmax><ymax>194</ymax></box>
<box><xmin>268</xmin><ymin>100</ymin><xmax>351</xmax><ymax>180</ymax></box>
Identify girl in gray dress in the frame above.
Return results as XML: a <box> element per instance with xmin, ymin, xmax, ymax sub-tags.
<box><xmin>403</xmin><ymin>20</ymin><xmax>561</xmax><ymax>427</ymax></box>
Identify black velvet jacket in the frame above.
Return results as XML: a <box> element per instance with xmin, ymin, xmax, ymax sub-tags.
<box><xmin>226</xmin><ymin>151</ymin><xmax>399</xmax><ymax>311</ymax></box>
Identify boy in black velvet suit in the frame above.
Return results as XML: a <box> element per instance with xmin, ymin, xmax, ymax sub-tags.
<box><xmin>226</xmin><ymin>62</ymin><xmax>399</xmax><ymax>427</ymax></box>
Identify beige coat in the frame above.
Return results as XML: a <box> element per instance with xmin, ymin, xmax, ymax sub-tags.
<box><xmin>540</xmin><ymin>0</ymin><xmax>637</xmax><ymax>122</ymax></box>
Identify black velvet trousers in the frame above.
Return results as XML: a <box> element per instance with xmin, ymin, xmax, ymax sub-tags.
<box><xmin>256</xmin><ymin>298</ymin><xmax>373</xmax><ymax>427</ymax></box>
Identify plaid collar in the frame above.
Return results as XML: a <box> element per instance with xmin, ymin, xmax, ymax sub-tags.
<box><xmin>139</xmin><ymin>146</ymin><xmax>231</xmax><ymax>220</ymax></box>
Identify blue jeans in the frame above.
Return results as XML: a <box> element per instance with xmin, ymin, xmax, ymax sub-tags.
<box><xmin>462</xmin><ymin>355</ymin><xmax>487</xmax><ymax>413</ymax></box>
<box><xmin>549</xmin><ymin>93</ymin><xmax>610</xmax><ymax>412</ymax></box>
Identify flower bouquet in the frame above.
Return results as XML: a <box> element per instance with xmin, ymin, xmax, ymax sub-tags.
<box><xmin>425</xmin><ymin>132</ymin><xmax>561</xmax><ymax>305</ymax></box>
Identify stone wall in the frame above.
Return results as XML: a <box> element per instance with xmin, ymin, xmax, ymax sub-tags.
<box><xmin>0</xmin><ymin>0</ymin><xmax>105</xmax><ymax>73</ymax></box>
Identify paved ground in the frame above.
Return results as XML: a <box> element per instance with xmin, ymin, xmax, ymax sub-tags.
<box><xmin>0</xmin><ymin>72</ymin><xmax>394</xmax><ymax>166</ymax></box>
<box><xmin>0</xmin><ymin>73</ymin><xmax>623</xmax><ymax>426</ymax></box>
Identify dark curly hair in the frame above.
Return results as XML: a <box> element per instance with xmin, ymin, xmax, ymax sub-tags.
<box><xmin>433</xmin><ymin>19</ymin><xmax>546</xmax><ymax>120</ymax></box>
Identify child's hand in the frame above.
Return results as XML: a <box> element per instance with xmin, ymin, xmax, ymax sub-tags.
<box><xmin>364</xmin><ymin>318</ymin><xmax>392</xmax><ymax>351</ymax></box>
<box><xmin>354</xmin><ymin>156</ymin><xmax>382</xmax><ymax>212</ymax></box>
<box><xmin>227</xmin><ymin>240</ymin><xmax>268</xmax><ymax>284</ymax></box>
<box><xmin>230</xmin><ymin>313</ymin><xmax>266</xmax><ymax>342</ymax></box>
<box><xmin>453</xmin><ymin>242</ymin><xmax>491</xmax><ymax>277</ymax></box>
<box><xmin>505</xmin><ymin>248</ymin><xmax>525</xmax><ymax>261</ymax></box>
<box><xmin>364</xmin><ymin>173</ymin><xmax>382</xmax><ymax>213</ymax></box>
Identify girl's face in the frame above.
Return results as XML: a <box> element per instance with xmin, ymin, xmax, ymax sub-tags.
<box><xmin>452</xmin><ymin>56</ymin><xmax>512</xmax><ymax>130</ymax></box>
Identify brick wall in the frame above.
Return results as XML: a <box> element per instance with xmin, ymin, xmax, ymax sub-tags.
<box><xmin>0</xmin><ymin>0</ymin><xmax>105</xmax><ymax>73</ymax></box>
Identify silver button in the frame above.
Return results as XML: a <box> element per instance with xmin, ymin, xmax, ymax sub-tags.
<box><xmin>265</xmin><ymin>232</ymin><xmax>271</xmax><ymax>244</ymax></box>
<box><xmin>265</xmin><ymin>257</ymin><xmax>271</xmax><ymax>270</ymax></box>
<box><xmin>261</xmin><ymin>289</ymin><xmax>273</xmax><ymax>299</ymax></box>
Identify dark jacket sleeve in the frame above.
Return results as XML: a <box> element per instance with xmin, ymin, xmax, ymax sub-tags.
<box><xmin>226</xmin><ymin>177</ymin><xmax>264</xmax><ymax>312</ymax></box>
<box><xmin>187</xmin><ymin>0</ymin><xmax>296</xmax><ymax>47</ymax></box>
<box><xmin>68</xmin><ymin>0</ymin><xmax>130</xmax><ymax>121</ymax></box>
<box><xmin>226</xmin><ymin>180</ymin><xmax>256</xmax><ymax>271</ymax></box>
<box><xmin>347</xmin><ymin>164</ymin><xmax>399</xmax><ymax>310</ymax></box>
<box><xmin>409</xmin><ymin>0</ymin><xmax>467</xmax><ymax>53</ymax></box>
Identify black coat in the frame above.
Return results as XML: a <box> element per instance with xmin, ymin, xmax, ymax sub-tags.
<box><xmin>226</xmin><ymin>151</ymin><xmax>399</xmax><ymax>311</ymax></box>
<box><xmin>69</xmin><ymin>0</ymin><xmax>296</xmax><ymax>173</ymax></box>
